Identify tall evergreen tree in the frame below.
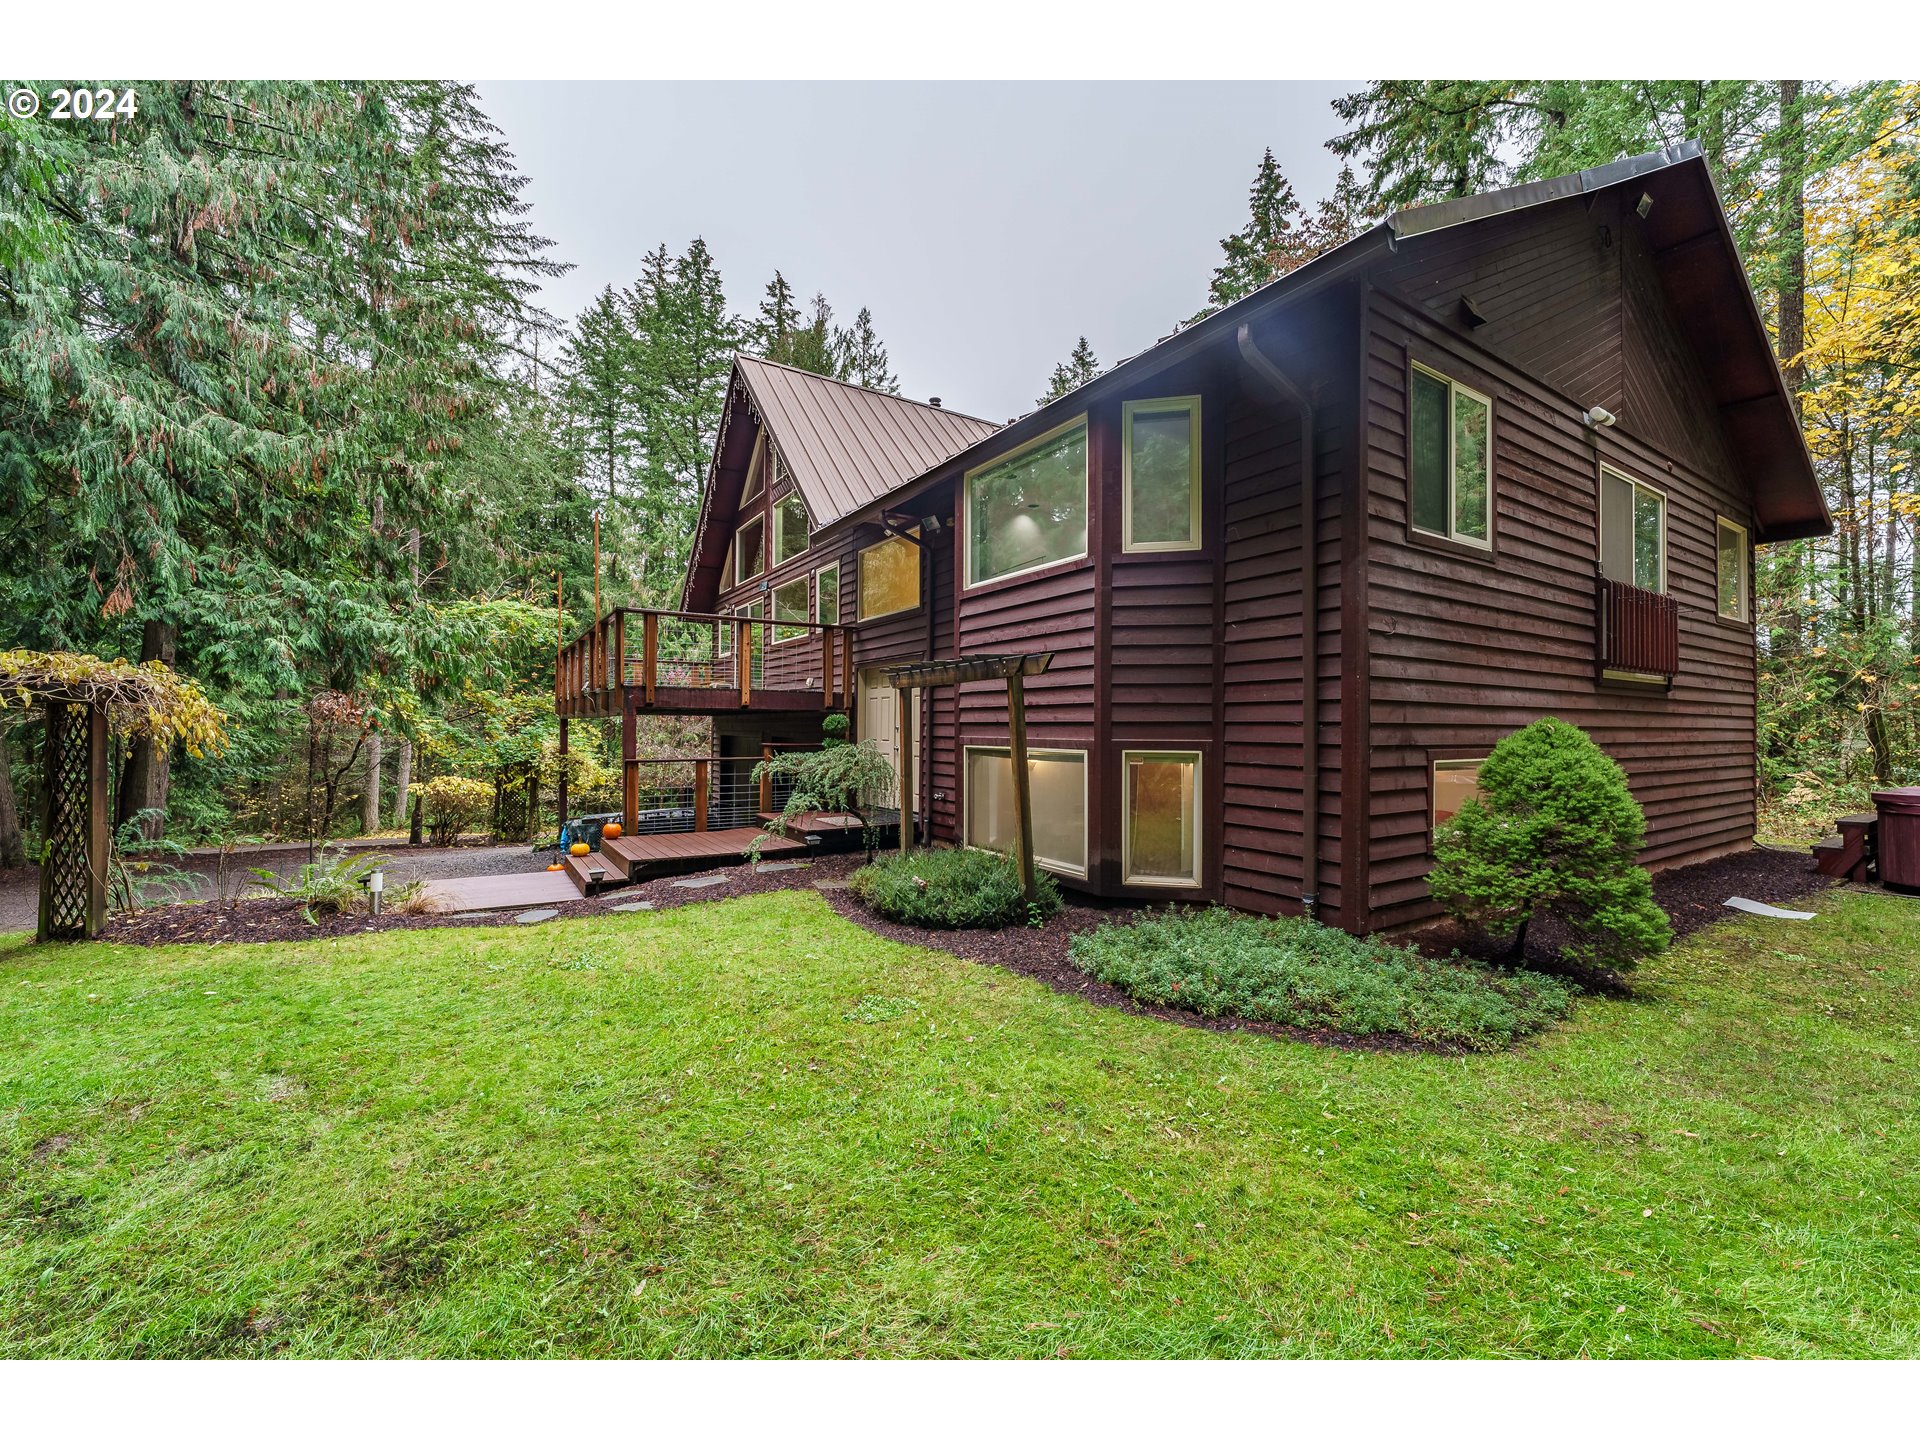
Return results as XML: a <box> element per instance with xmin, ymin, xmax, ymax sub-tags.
<box><xmin>1208</xmin><ymin>148</ymin><xmax>1309</xmax><ymax>307</ymax></box>
<box><xmin>1038</xmin><ymin>337</ymin><xmax>1102</xmax><ymax>405</ymax></box>
<box><xmin>836</xmin><ymin>306</ymin><xmax>899</xmax><ymax>392</ymax></box>
<box><xmin>750</xmin><ymin>271</ymin><xmax>802</xmax><ymax>362</ymax></box>
<box><xmin>784</xmin><ymin>292</ymin><xmax>841</xmax><ymax>377</ymax></box>
<box><xmin>560</xmin><ymin>286</ymin><xmax>640</xmax><ymax>504</ymax></box>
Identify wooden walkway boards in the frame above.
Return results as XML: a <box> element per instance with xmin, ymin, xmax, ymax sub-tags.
<box><xmin>604</xmin><ymin>826</ymin><xmax>805</xmax><ymax>876</ymax></box>
<box><xmin>755</xmin><ymin>811</ymin><xmax>865</xmax><ymax>836</ymax></box>
<box><xmin>422</xmin><ymin>870</ymin><xmax>580</xmax><ymax>913</ymax></box>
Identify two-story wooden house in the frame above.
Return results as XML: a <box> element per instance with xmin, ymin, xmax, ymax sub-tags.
<box><xmin>557</xmin><ymin>142</ymin><xmax>1829</xmax><ymax>934</ymax></box>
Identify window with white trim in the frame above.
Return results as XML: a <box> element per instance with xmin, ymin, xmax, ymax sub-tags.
<box><xmin>774</xmin><ymin>494</ymin><xmax>809</xmax><ymax>566</ymax></box>
<box><xmin>772</xmin><ymin>575</ymin><xmax>810</xmax><ymax>644</ymax></box>
<box><xmin>858</xmin><ymin>531</ymin><xmax>920</xmax><ymax>621</ymax></box>
<box><xmin>735</xmin><ymin>514</ymin><xmax>765</xmax><ymax>584</ymax></box>
<box><xmin>1121</xmin><ymin>750</ymin><xmax>1201</xmax><ymax>886</ymax></box>
<box><xmin>1600</xmin><ymin>466</ymin><xmax>1667</xmax><ymax>593</ymax></box>
<box><xmin>1122</xmin><ymin>397</ymin><xmax>1202</xmax><ymax>552</ymax></box>
<box><xmin>1409</xmin><ymin>364</ymin><xmax>1492</xmax><ymax>547</ymax></box>
<box><xmin>963</xmin><ymin>746</ymin><xmax>1087</xmax><ymax>877</ymax></box>
<box><xmin>1717</xmin><ymin>516</ymin><xmax>1750</xmax><ymax>621</ymax></box>
<box><xmin>742</xmin><ymin>433</ymin><xmax>766</xmax><ymax>503</ymax></box>
<box><xmin>815</xmin><ymin>562</ymin><xmax>840</xmax><ymax>627</ymax></box>
<box><xmin>965</xmin><ymin>418</ymin><xmax>1088</xmax><ymax>586</ymax></box>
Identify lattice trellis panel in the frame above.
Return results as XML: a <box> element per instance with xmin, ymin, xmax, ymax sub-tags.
<box><xmin>38</xmin><ymin>700</ymin><xmax>105</xmax><ymax>941</ymax></box>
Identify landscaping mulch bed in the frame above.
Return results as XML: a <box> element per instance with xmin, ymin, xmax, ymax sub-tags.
<box><xmin>88</xmin><ymin>841</ymin><xmax>1835</xmax><ymax>1053</ymax></box>
<box><xmin>1406</xmin><ymin>843</ymin><xmax>1834</xmax><ymax>990</ymax></box>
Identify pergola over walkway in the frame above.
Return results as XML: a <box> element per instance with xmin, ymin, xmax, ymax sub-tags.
<box><xmin>880</xmin><ymin>652</ymin><xmax>1052</xmax><ymax>901</ymax></box>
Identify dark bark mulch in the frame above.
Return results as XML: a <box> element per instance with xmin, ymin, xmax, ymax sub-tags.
<box><xmin>1405</xmin><ymin>844</ymin><xmax>1833</xmax><ymax>992</ymax></box>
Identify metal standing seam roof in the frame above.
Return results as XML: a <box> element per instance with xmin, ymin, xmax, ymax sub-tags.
<box><xmin>732</xmin><ymin>355</ymin><xmax>1002</xmax><ymax>527</ymax></box>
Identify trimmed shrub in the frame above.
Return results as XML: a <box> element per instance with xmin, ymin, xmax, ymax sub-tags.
<box><xmin>1070</xmin><ymin>907</ymin><xmax>1573</xmax><ymax>1051</ymax></box>
<box><xmin>850</xmin><ymin>847</ymin><xmax>1063</xmax><ymax>929</ymax></box>
<box><xmin>411</xmin><ymin>775</ymin><xmax>494</xmax><ymax>845</ymax></box>
<box><xmin>1428</xmin><ymin>717</ymin><xmax>1672</xmax><ymax>970</ymax></box>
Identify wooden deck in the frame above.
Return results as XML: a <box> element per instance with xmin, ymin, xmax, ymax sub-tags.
<box><xmin>582</xmin><ymin>826</ymin><xmax>807</xmax><ymax>890</ymax></box>
<box><xmin>755</xmin><ymin>810</ymin><xmax>866</xmax><ymax>836</ymax></box>
<box><xmin>422</xmin><ymin>869</ymin><xmax>581</xmax><ymax>913</ymax></box>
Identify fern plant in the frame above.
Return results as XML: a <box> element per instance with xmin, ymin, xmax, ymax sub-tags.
<box><xmin>248</xmin><ymin>845</ymin><xmax>388</xmax><ymax>924</ymax></box>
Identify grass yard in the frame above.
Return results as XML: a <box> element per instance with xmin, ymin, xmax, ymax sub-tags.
<box><xmin>3</xmin><ymin>886</ymin><xmax>1918</xmax><ymax>1358</ymax></box>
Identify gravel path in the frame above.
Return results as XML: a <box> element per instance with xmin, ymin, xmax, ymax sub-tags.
<box><xmin>0</xmin><ymin>842</ymin><xmax>552</xmax><ymax>933</ymax></box>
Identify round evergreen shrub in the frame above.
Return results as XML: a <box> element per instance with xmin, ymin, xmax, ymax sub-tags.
<box><xmin>1428</xmin><ymin>717</ymin><xmax>1671</xmax><ymax>970</ymax></box>
<box><xmin>850</xmin><ymin>847</ymin><xmax>1062</xmax><ymax>929</ymax></box>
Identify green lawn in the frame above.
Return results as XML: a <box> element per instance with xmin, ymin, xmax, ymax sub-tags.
<box><xmin>3</xmin><ymin>887</ymin><xmax>1917</xmax><ymax>1358</ymax></box>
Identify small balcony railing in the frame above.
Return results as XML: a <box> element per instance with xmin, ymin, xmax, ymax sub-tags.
<box><xmin>1596</xmin><ymin>575</ymin><xmax>1679</xmax><ymax>680</ymax></box>
<box><xmin>556</xmin><ymin>607</ymin><xmax>853</xmax><ymax>716</ymax></box>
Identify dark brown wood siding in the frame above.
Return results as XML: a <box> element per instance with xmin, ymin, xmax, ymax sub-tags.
<box><xmin>1360</xmin><ymin>250</ymin><xmax>1758</xmax><ymax>931</ymax></box>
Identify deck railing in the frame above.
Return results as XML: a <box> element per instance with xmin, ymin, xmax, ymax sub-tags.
<box><xmin>1597</xmin><ymin>575</ymin><xmax>1680</xmax><ymax>679</ymax></box>
<box><xmin>618</xmin><ymin>747</ymin><xmax>824</xmax><ymax>834</ymax></box>
<box><xmin>556</xmin><ymin>607</ymin><xmax>853</xmax><ymax>716</ymax></box>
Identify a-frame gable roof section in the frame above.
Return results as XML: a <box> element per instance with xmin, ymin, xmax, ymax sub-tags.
<box><xmin>813</xmin><ymin>143</ymin><xmax>1827</xmax><ymax>549</ymax></box>
<box><xmin>738</xmin><ymin>355</ymin><xmax>1000</xmax><ymax>526</ymax></box>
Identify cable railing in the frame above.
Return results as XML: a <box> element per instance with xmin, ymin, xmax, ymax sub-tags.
<box><xmin>556</xmin><ymin>607</ymin><xmax>853</xmax><ymax>716</ymax></box>
<box><xmin>614</xmin><ymin>745</ymin><xmax>886</xmax><ymax>835</ymax></box>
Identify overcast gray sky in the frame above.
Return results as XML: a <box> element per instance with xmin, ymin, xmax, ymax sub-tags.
<box><xmin>477</xmin><ymin>81</ymin><xmax>1356</xmax><ymax>423</ymax></box>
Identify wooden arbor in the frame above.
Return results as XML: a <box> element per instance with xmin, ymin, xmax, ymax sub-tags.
<box><xmin>1</xmin><ymin>650</ymin><xmax>227</xmax><ymax>943</ymax></box>
<box><xmin>880</xmin><ymin>652</ymin><xmax>1053</xmax><ymax>900</ymax></box>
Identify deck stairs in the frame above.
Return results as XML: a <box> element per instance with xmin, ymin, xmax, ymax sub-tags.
<box><xmin>1811</xmin><ymin>812</ymin><xmax>1877</xmax><ymax>882</ymax></box>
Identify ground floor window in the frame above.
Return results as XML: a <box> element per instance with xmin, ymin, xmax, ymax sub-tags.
<box><xmin>963</xmin><ymin>746</ymin><xmax>1087</xmax><ymax>877</ymax></box>
<box><xmin>1121</xmin><ymin>750</ymin><xmax>1201</xmax><ymax>886</ymax></box>
<box><xmin>1431</xmin><ymin>757</ymin><xmax>1486</xmax><ymax>830</ymax></box>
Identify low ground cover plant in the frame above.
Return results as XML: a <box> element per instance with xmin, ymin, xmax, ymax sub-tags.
<box><xmin>1069</xmin><ymin>906</ymin><xmax>1573</xmax><ymax>1051</ymax></box>
<box><xmin>1428</xmin><ymin>717</ymin><xmax>1671</xmax><ymax>970</ymax></box>
<box><xmin>850</xmin><ymin>846</ymin><xmax>1062</xmax><ymax>929</ymax></box>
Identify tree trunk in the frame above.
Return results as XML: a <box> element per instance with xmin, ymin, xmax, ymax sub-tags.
<box><xmin>362</xmin><ymin>729</ymin><xmax>382</xmax><ymax>834</ymax></box>
<box><xmin>116</xmin><ymin>620</ymin><xmax>177</xmax><ymax>839</ymax></box>
<box><xmin>1777</xmin><ymin>81</ymin><xmax>1807</xmax><ymax>416</ymax></box>
<box><xmin>391</xmin><ymin>737</ymin><xmax>412</xmax><ymax>826</ymax></box>
<box><xmin>0</xmin><ymin>728</ymin><xmax>25</xmax><ymax>869</ymax></box>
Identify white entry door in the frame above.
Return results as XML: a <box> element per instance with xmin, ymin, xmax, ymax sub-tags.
<box><xmin>858</xmin><ymin>667</ymin><xmax>920</xmax><ymax>808</ymax></box>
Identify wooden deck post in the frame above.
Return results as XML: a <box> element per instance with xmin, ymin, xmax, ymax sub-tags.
<box><xmin>759</xmin><ymin>744</ymin><xmax>774</xmax><ymax>815</ymax></box>
<box><xmin>821</xmin><ymin>627</ymin><xmax>834</xmax><ymax>708</ymax></box>
<box><xmin>621</xmin><ymin>697</ymin><xmax>638</xmax><ymax>834</ymax></box>
<box><xmin>693</xmin><ymin>759</ymin><xmax>709</xmax><ymax>832</ymax></box>
<box><xmin>739</xmin><ymin>620</ymin><xmax>753</xmax><ymax>708</ymax></box>
<box><xmin>643</xmin><ymin>611</ymin><xmax>658</xmax><ymax>706</ymax></box>
<box><xmin>897</xmin><ymin>686</ymin><xmax>914</xmax><ymax>854</ymax></box>
<box><xmin>1006</xmin><ymin>672</ymin><xmax>1037</xmax><ymax>904</ymax></box>
<box><xmin>556</xmin><ymin>716</ymin><xmax>569</xmax><ymax>832</ymax></box>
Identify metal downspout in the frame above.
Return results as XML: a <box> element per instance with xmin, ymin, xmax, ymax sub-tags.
<box><xmin>1236</xmin><ymin>323</ymin><xmax>1320</xmax><ymax>920</ymax></box>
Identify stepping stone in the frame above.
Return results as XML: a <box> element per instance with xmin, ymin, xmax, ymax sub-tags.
<box><xmin>671</xmin><ymin>874</ymin><xmax>730</xmax><ymax>890</ymax></box>
<box><xmin>755</xmin><ymin>861</ymin><xmax>806</xmax><ymax>873</ymax></box>
<box><xmin>610</xmin><ymin>901</ymin><xmax>656</xmax><ymax>913</ymax></box>
<box><xmin>449</xmin><ymin>911</ymin><xmax>492</xmax><ymax>922</ymax></box>
<box><xmin>515</xmin><ymin>908</ymin><xmax>559</xmax><ymax>924</ymax></box>
<box><xmin>812</xmin><ymin>879</ymin><xmax>851</xmax><ymax>891</ymax></box>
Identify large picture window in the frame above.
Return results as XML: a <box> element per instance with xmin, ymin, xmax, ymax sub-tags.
<box><xmin>735</xmin><ymin>514</ymin><xmax>765</xmax><ymax>584</ymax></box>
<box><xmin>1600</xmin><ymin>466</ymin><xmax>1667</xmax><ymax>593</ymax></box>
<box><xmin>963</xmin><ymin>747</ymin><xmax>1087</xmax><ymax>877</ymax></box>
<box><xmin>1409</xmin><ymin>364</ymin><xmax>1492</xmax><ymax>548</ymax></box>
<box><xmin>965</xmin><ymin>418</ymin><xmax>1088</xmax><ymax>586</ymax></box>
<box><xmin>858</xmin><ymin>532</ymin><xmax>920</xmax><ymax>621</ymax></box>
<box><xmin>774</xmin><ymin>494</ymin><xmax>809</xmax><ymax>566</ymax></box>
<box><xmin>1122</xmin><ymin>751</ymin><xmax>1200</xmax><ymax>886</ymax></box>
<box><xmin>1431</xmin><ymin>758</ymin><xmax>1486</xmax><ymax>831</ymax></box>
<box><xmin>773</xmin><ymin>575</ymin><xmax>811</xmax><ymax>643</ymax></box>
<box><xmin>1717</xmin><ymin>516</ymin><xmax>1750</xmax><ymax>621</ymax></box>
<box><xmin>1122</xmin><ymin>398</ymin><xmax>1201</xmax><ymax>551</ymax></box>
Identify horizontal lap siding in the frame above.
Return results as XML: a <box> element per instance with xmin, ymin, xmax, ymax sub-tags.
<box><xmin>1221</xmin><ymin>374</ymin><xmax>1346</xmax><ymax>919</ymax></box>
<box><xmin>955</xmin><ymin>564</ymin><xmax>1098</xmax><ymax>740</ymax></box>
<box><xmin>1363</xmin><ymin>255</ymin><xmax>1757</xmax><ymax>931</ymax></box>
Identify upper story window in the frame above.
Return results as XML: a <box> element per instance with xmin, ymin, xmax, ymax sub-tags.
<box><xmin>772</xmin><ymin>444</ymin><xmax>793</xmax><ymax>491</ymax></box>
<box><xmin>773</xmin><ymin>575</ymin><xmax>811</xmax><ymax>644</ymax></box>
<box><xmin>1717</xmin><ymin>517</ymin><xmax>1750</xmax><ymax>621</ymax></box>
<box><xmin>735</xmin><ymin>514</ymin><xmax>765</xmax><ymax>585</ymax></box>
<box><xmin>1122</xmin><ymin>397</ymin><xmax>1202</xmax><ymax>552</ymax></box>
<box><xmin>965</xmin><ymin>417</ymin><xmax>1088</xmax><ymax>586</ymax></box>
<box><xmin>1410</xmin><ymin>363</ymin><xmax>1492</xmax><ymax>548</ymax></box>
<box><xmin>815</xmin><ymin>561</ymin><xmax>841</xmax><ymax>627</ymax></box>
<box><xmin>1600</xmin><ymin>466</ymin><xmax>1666</xmax><ymax>593</ymax></box>
<box><xmin>743</xmin><ymin>433</ymin><xmax>766</xmax><ymax>503</ymax></box>
<box><xmin>858</xmin><ymin>531</ymin><xmax>920</xmax><ymax>621</ymax></box>
<box><xmin>774</xmin><ymin>494</ymin><xmax>809</xmax><ymax>566</ymax></box>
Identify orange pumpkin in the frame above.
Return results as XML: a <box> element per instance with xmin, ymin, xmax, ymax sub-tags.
<box><xmin>570</xmin><ymin>842</ymin><xmax>591</xmax><ymax>857</ymax></box>
<box><xmin>546</xmin><ymin>863</ymin><xmax>564</xmax><ymax>872</ymax></box>
<box><xmin>601</xmin><ymin>822</ymin><xmax>623</xmax><ymax>841</ymax></box>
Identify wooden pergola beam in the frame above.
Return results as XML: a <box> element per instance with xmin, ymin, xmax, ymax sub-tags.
<box><xmin>880</xmin><ymin>652</ymin><xmax>1053</xmax><ymax>690</ymax></box>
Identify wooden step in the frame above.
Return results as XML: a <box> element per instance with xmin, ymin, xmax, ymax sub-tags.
<box><xmin>562</xmin><ymin>850</ymin><xmax>615</xmax><ymax>896</ymax></box>
<box><xmin>1814</xmin><ymin>815</ymin><xmax>1876</xmax><ymax>881</ymax></box>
